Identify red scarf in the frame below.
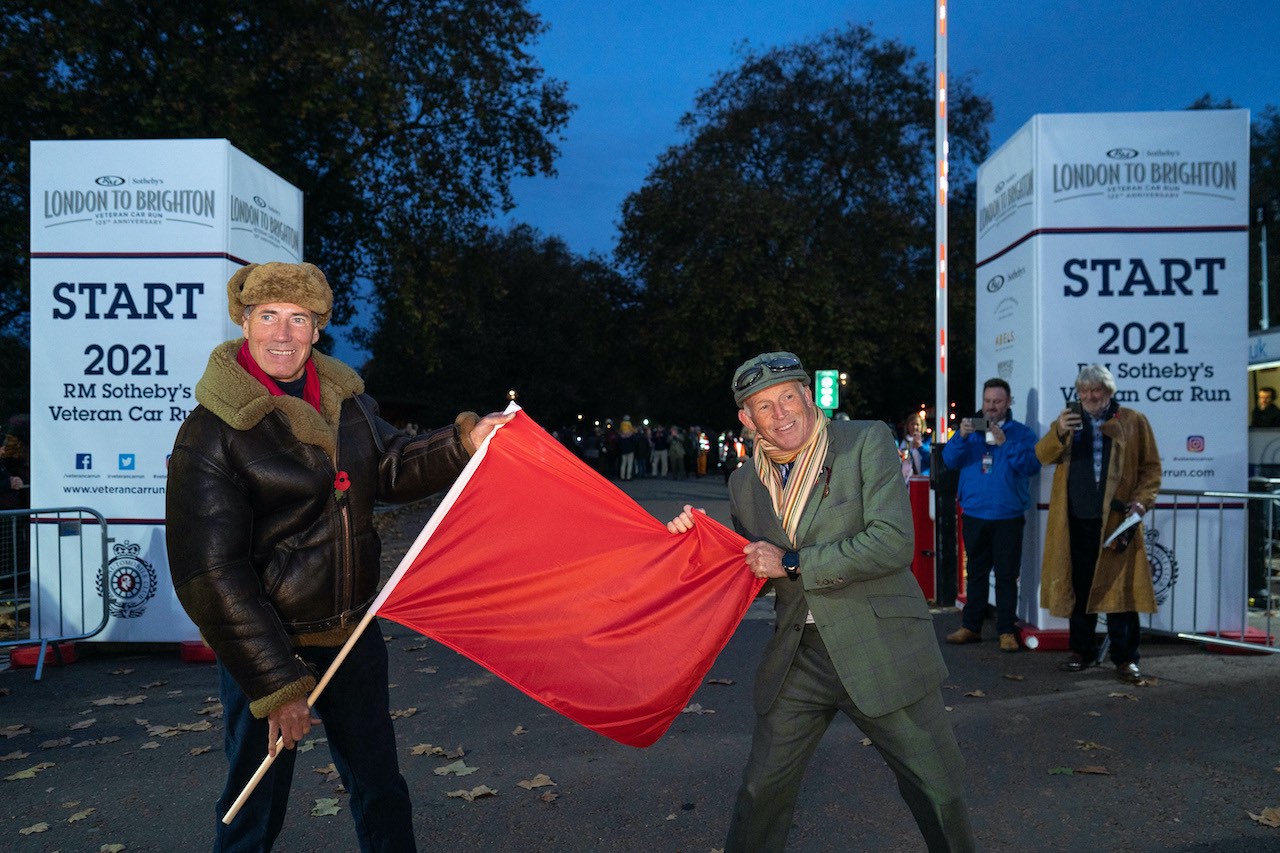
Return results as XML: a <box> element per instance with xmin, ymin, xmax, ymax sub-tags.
<box><xmin>236</xmin><ymin>342</ymin><xmax>321</xmax><ymax>412</ymax></box>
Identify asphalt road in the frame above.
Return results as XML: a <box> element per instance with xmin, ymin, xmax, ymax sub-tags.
<box><xmin>2</xmin><ymin>475</ymin><xmax>1279</xmax><ymax>852</ymax></box>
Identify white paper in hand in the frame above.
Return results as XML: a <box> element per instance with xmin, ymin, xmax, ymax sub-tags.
<box><xmin>1103</xmin><ymin>512</ymin><xmax>1142</xmax><ymax>548</ymax></box>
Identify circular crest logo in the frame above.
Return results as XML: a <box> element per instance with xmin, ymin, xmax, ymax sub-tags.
<box><xmin>253</xmin><ymin>195</ymin><xmax>268</xmax><ymax>207</ymax></box>
<box><xmin>97</xmin><ymin>541</ymin><xmax>158</xmax><ymax>619</ymax></box>
<box><xmin>95</xmin><ymin>175</ymin><xmax>126</xmax><ymax>187</ymax></box>
<box><xmin>1106</xmin><ymin>148</ymin><xmax>1139</xmax><ymax>160</ymax></box>
<box><xmin>986</xmin><ymin>274</ymin><xmax>1006</xmax><ymax>293</ymax></box>
<box><xmin>1145</xmin><ymin>528</ymin><xmax>1178</xmax><ymax>606</ymax></box>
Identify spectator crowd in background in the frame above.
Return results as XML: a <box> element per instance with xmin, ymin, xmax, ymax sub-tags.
<box><xmin>546</xmin><ymin>419</ymin><xmax>752</xmax><ymax>483</ymax></box>
<box><xmin>538</xmin><ymin>409</ymin><xmax>934</xmax><ymax>486</ymax></box>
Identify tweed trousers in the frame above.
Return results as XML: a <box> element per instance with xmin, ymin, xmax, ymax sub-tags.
<box><xmin>725</xmin><ymin>626</ymin><xmax>975</xmax><ymax>853</ymax></box>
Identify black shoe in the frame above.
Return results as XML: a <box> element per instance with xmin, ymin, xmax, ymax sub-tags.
<box><xmin>1058</xmin><ymin>653</ymin><xmax>1091</xmax><ymax>672</ymax></box>
<box><xmin>1115</xmin><ymin>661</ymin><xmax>1143</xmax><ymax>683</ymax></box>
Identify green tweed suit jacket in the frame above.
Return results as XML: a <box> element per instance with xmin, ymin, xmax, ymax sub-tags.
<box><xmin>729</xmin><ymin>419</ymin><xmax>947</xmax><ymax>718</ymax></box>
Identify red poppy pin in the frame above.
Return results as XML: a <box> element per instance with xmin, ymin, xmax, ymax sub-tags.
<box><xmin>333</xmin><ymin>471</ymin><xmax>351</xmax><ymax>500</ymax></box>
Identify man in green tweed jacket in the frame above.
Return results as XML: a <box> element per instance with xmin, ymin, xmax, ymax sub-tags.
<box><xmin>668</xmin><ymin>352</ymin><xmax>974</xmax><ymax>852</ymax></box>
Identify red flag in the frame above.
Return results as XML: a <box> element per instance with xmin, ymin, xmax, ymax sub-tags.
<box><xmin>372</xmin><ymin>408</ymin><xmax>761</xmax><ymax>748</ymax></box>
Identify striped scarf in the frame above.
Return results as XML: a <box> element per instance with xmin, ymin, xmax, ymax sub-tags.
<box><xmin>753</xmin><ymin>412</ymin><xmax>830</xmax><ymax>547</ymax></box>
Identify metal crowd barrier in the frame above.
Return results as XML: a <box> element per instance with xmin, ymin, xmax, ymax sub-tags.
<box><xmin>0</xmin><ymin>505</ymin><xmax>110</xmax><ymax>680</ymax></box>
<box><xmin>1142</xmin><ymin>485</ymin><xmax>1280</xmax><ymax>654</ymax></box>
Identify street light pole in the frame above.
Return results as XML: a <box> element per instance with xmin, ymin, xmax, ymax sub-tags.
<box><xmin>1260</xmin><ymin>205</ymin><xmax>1271</xmax><ymax>330</ymax></box>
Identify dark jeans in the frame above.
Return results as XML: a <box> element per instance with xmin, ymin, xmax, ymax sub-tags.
<box><xmin>1067</xmin><ymin>515</ymin><xmax>1141</xmax><ymax>665</ymax></box>
<box><xmin>214</xmin><ymin>625</ymin><xmax>415</xmax><ymax>852</ymax></box>
<box><xmin>960</xmin><ymin>515</ymin><xmax>1025</xmax><ymax>635</ymax></box>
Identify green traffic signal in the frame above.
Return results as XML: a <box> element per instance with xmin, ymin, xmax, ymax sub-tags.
<box><xmin>815</xmin><ymin>369</ymin><xmax>839</xmax><ymax>410</ymax></box>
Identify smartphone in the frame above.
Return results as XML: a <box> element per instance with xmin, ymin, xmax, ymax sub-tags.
<box><xmin>1067</xmin><ymin>400</ymin><xmax>1083</xmax><ymax>430</ymax></box>
<box><xmin>970</xmin><ymin>417</ymin><xmax>988</xmax><ymax>431</ymax></box>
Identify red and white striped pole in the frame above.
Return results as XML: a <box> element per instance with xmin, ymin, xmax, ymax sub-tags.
<box><xmin>934</xmin><ymin>0</ymin><xmax>949</xmax><ymax>442</ymax></box>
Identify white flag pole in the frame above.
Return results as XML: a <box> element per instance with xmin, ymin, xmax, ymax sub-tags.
<box><xmin>221</xmin><ymin>405</ymin><xmax>517</xmax><ymax>825</ymax></box>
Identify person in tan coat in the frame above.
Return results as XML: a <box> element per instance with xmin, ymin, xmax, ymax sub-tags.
<box><xmin>1036</xmin><ymin>364</ymin><xmax>1161</xmax><ymax>683</ymax></box>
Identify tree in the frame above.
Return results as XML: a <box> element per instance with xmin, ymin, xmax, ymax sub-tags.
<box><xmin>361</xmin><ymin>224</ymin><xmax>641</xmax><ymax>429</ymax></box>
<box><xmin>1249</xmin><ymin>107</ymin><xmax>1280</xmax><ymax>331</ymax></box>
<box><xmin>616</xmin><ymin>24</ymin><xmax>992</xmax><ymax>426</ymax></box>
<box><xmin>1188</xmin><ymin>95</ymin><xmax>1280</xmax><ymax>332</ymax></box>
<box><xmin>0</xmin><ymin>0</ymin><xmax>572</xmax><ymax>341</ymax></box>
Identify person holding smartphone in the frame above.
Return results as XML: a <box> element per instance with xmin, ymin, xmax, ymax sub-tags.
<box><xmin>942</xmin><ymin>378</ymin><xmax>1041</xmax><ymax>652</ymax></box>
<box><xmin>1036</xmin><ymin>363</ymin><xmax>1161</xmax><ymax>683</ymax></box>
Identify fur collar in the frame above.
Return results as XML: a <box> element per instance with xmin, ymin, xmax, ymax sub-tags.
<box><xmin>194</xmin><ymin>340</ymin><xmax>364</xmax><ymax>460</ymax></box>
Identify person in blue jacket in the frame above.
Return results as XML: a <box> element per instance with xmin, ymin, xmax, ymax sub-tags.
<box><xmin>942</xmin><ymin>378</ymin><xmax>1041</xmax><ymax>652</ymax></box>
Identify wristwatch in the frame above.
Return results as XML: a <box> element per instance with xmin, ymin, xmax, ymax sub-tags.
<box><xmin>782</xmin><ymin>550</ymin><xmax>800</xmax><ymax>581</ymax></box>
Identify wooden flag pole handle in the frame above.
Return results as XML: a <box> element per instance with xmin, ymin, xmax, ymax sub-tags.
<box><xmin>220</xmin><ymin>607</ymin><xmax>380</xmax><ymax>825</ymax></box>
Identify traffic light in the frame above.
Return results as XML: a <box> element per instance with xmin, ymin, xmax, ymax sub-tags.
<box><xmin>814</xmin><ymin>369</ymin><xmax>839</xmax><ymax>413</ymax></box>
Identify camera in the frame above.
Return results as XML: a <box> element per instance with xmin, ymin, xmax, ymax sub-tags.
<box><xmin>969</xmin><ymin>417</ymin><xmax>988</xmax><ymax>431</ymax></box>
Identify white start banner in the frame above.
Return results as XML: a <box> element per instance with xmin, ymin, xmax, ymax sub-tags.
<box><xmin>29</xmin><ymin>139</ymin><xmax>302</xmax><ymax>642</ymax></box>
<box><xmin>974</xmin><ymin>110</ymin><xmax>1250</xmax><ymax>635</ymax></box>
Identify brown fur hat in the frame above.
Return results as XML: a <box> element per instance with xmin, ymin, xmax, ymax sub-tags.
<box><xmin>227</xmin><ymin>262</ymin><xmax>333</xmax><ymax>329</ymax></box>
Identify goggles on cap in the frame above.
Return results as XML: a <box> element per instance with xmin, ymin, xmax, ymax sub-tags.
<box><xmin>734</xmin><ymin>354</ymin><xmax>804</xmax><ymax>392</ymax></box>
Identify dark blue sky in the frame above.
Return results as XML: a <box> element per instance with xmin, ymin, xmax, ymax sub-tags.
<box><xmin>334</xmin><ymin>2</ymin><xmax>1280</xmax><ymax>360</ymax></box>
<box><xmin>499</xmin><ymin>0</ymin><xmax>1280</xmax><ymax>257</ymax></box>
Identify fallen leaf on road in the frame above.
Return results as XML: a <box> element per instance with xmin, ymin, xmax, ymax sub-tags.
<box><xmin>190</xmin><ymin>745</ymin><xmax>213</xmax><ymax>756</ymax></box>
<box><xmin>91</xmin><ymin>695</ymin><xmax>145</xmax><ymax>706</ymax></box>
<box><xmin>412</xmin><ymin>744</ymin><xmax>447</xmax><ymax>757</ymax></box>
<box><xmin>403</xmin><ymin>643</ymin><xmax>427</xmax><ymax>652</ymax></box>
<box><xmin>73</xmin><ymin>736</ymin><xmax>122</xmax><ymax>748</ymax></box>
<box><xmin>101</xmin><ymin>844</ymin><xmax>127</xmax><ymax>852</ymax></box>
<box><xmin>141</xmin><ymin>680</ymin><xmax>166</xmax><ymax>689</ymax></box>
<box><xmin>517</xmin><ymin>773</ymin><xmax>555</xmax><ymax>790</ymax></box>
<box><xmin>41</xmin><ymin>737</ymin><xmax>72</xmax><ymax>749</ymax></box>
<box><xmin>298</xmin><ymin>737</ymin><xmax>327</xmax><ymax>753</ymax></box>
<box><xmin>6</xmin><ymin>761</ymin><xmax>55</xmax><ymax>780</ymax></box>
<box><xmin>312</xmin><ymin>763</ymin><xmax>341</xmax><ymax>783</ymax></box>
<box><xmin>964</xmin><ymin>690</ymin><xmax>986</xmax><ymax>698</ymax></box>
<box><xmin>447</xmin><ymin>785</ymin><xmax>497</xmax><ymax>802</ymax></box>
<box><xmin>1</xmin><ymin>725</ymin><xmax>31</xmax><ymax>739</ymax></box>
<box><xmin>681</xmin><ymin>703</ymin><xmax>714</xmax><ymax>715</ymax></box>
<box><xmin>512</xmin><ymin>726</ymin><xmax>527</xmax><ymax>736</ymax></box>
<box><xmin>434</xmin><ymin>759</ymin><xmax>478</xmax><ymax>777</ymax></box>
<box><xmin>140</xmin><ymin>742</ymin><xmax>160</xmax><ymax>750</ymax></box>
<box><xmin>416</xmin><ymin>666</ymin><xmax>438</xmax><ymax>674</ymax></box>
<box><xmin>1107</xmin><ymin>692</ymin><xmax>1138</xmax><ymax>701</ymax></box>
<box><xmin>1076</xmin><ymin>740</ymin><xmax>1111</xmax><ymax>751</ymax></box>
<box><xmin>68</xmin><ymin>807</ymin><xmax>96</xmax><ymax>823</ymax></box>
<box><xmin>390</xmin><ymin>707</ymin><xmax>417</xmax><ymax>719</ymax></box>
<box><xmin>1250</xmin><ymin>807</ymin><xmax>1280</xmax><ymax>827</ymax></box>
<box><xmin>706</xmin><ymin>677</ymin><xmax>735</xmax><ymax>685</ymax></box>
<box><xmin>1003</xmin><ymin>674</ymin><xmax>1025</xmax><ymax>681</ymax></box>
<box><xmin>69</xmin><ymin>719</ymin><xmax>97</xmax><ymax>730</ymax></box>
<box><xmin>1075</xmin><ymin>765</ymin><xmax>1110</xmax><ymax>775</ymax></box>
<box><xmin>196</xmin><ymin>703</ymin><xmax>222</xmax><ymax>717</ymax></box>
<box><xmin>311</xmin><ymin>797</ymin><xmax>342</xmax><ymax>817</ymax></box>
<box><xmin>540</xmin><ymin>791</ymin><xmax>559</xmax><ymax>803</ymax></box>
<box><xmin>0</xmin><ymin>750</ymin><xmax>30</xmax><ymax>762</ymax></box>
<box><xmin>18</xmin><ymin>822</ymin><xmax>49</xmax><ymax>835</ymax></box>
<box><xmin>111</xmin><ymin>668</ymin><xmax>135</xmax><ymax>675</ymax></box>
<box><xmin>146</xmin><ymin>720</ymin><xmax>213</xmax><ymax>737</ymax></box>
<box><xmin>1086</xmin><ymin>711</ymin><xmax>1101</xmax><ymax>717</ymax></box>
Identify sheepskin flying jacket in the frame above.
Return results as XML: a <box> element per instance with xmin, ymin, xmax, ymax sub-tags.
<box><xmin>167</xmin><ymin>340</ymin><xmax>477</xmax><ymax>718</ymax></box>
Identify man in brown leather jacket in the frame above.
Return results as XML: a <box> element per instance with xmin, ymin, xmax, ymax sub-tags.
<box><xmin>166</xmin><ymin>262</ymin><xmax>508</xmax><ymax>851</ymax></box>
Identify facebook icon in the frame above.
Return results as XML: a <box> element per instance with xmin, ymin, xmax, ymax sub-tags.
<box><xmin>75</xmin><ymin>453</ymin><xmax>92</xmax><ymax>470</ymax></box>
